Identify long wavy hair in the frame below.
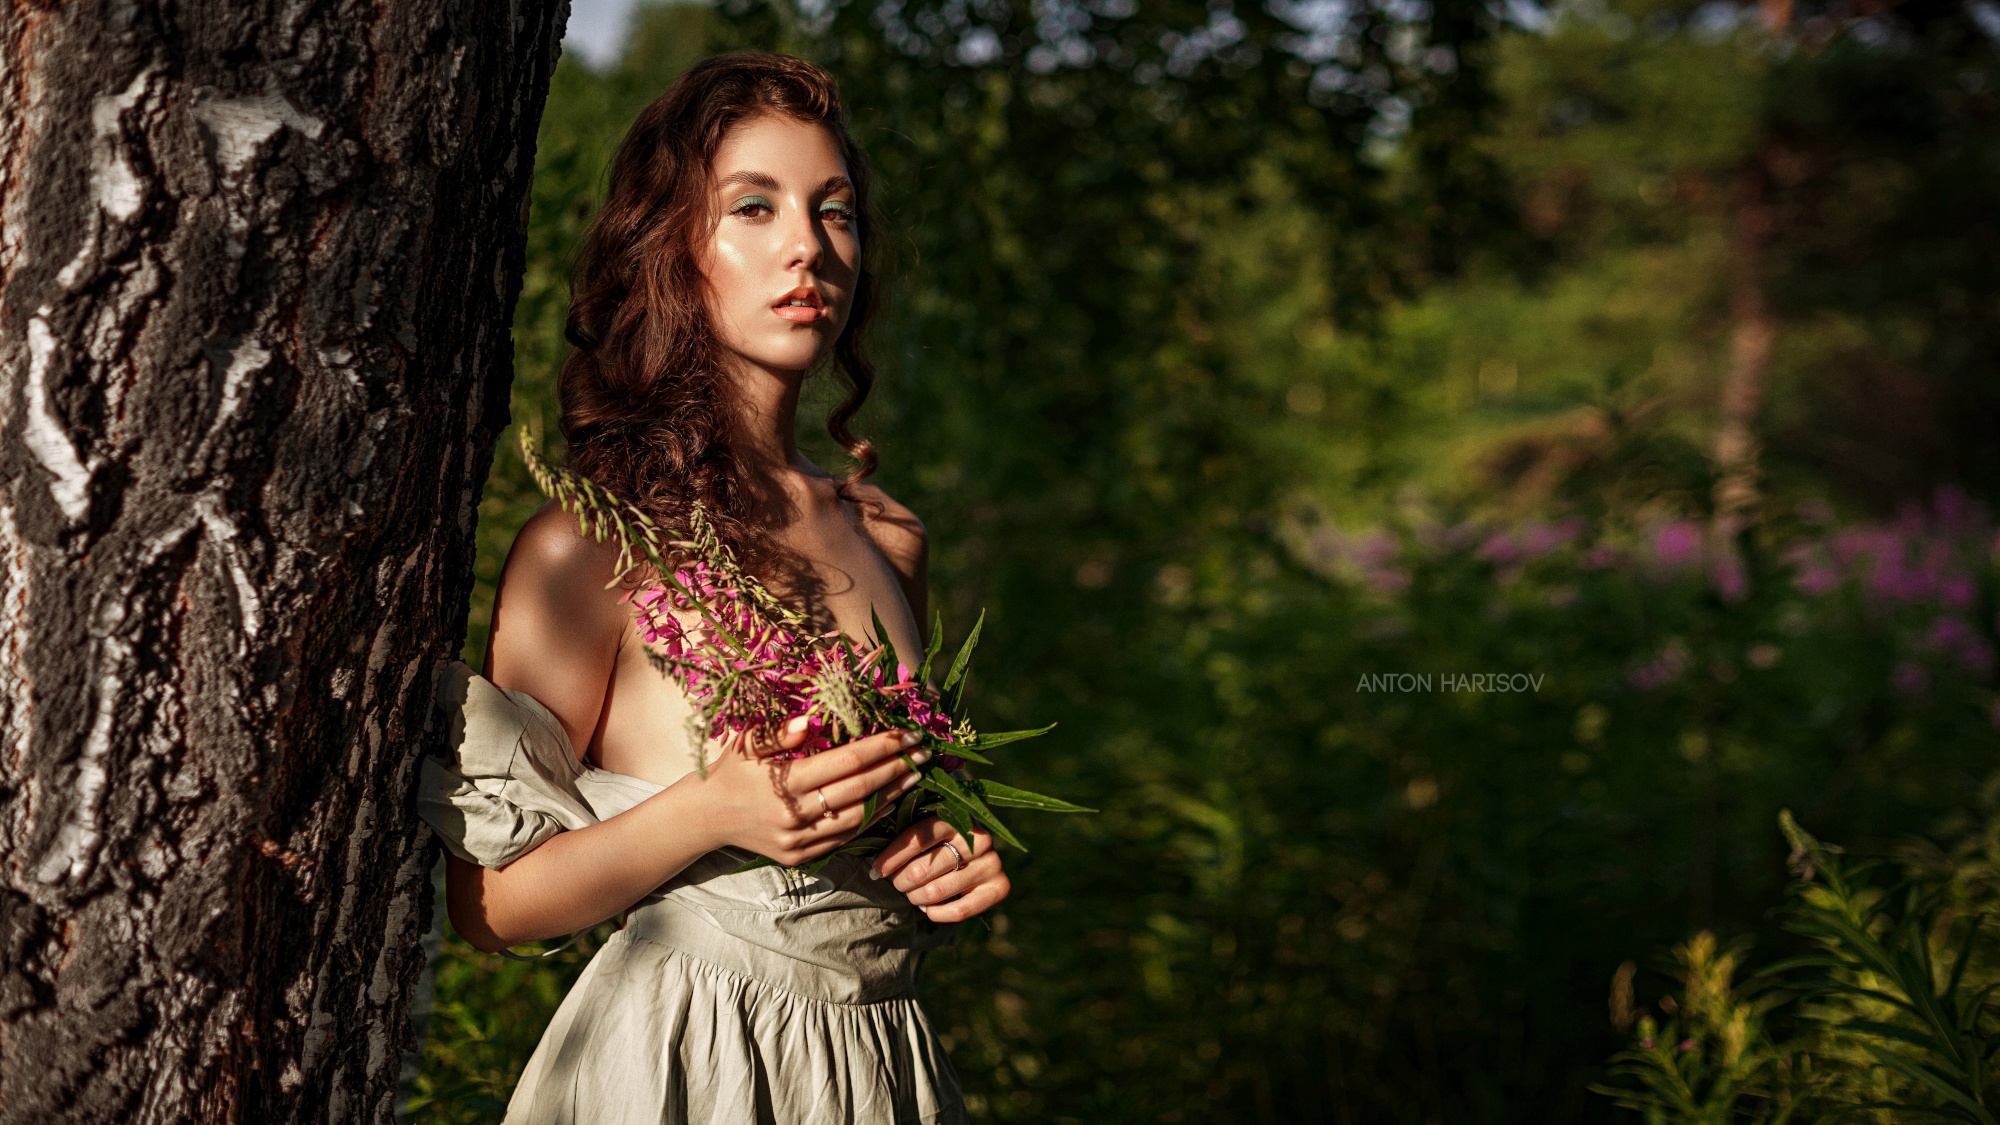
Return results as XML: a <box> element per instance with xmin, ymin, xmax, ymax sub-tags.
<box><xmin>558</xmin><ymin>53</ymin><xmax>879</xmax><ymax>577</ymax></box>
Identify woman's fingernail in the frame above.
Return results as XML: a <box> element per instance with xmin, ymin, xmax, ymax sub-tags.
<box><xmin>786</xmin><ymin>716</ymin><xmax>809</xmax><ymax>734</ymax></box>
<box><xmin>868</xmin><ymin>865</ymin><xmax>884</xmax><ymax>880</ymax></box>
<box><xmin>899</xmin><ymin>731</ymin><xmax>922</xmax><ymax>748</ymax></box>
<box><xmin>911</xmin><ymin>748</ymin><xmax>932</xmax><ymax>765</ymax></box>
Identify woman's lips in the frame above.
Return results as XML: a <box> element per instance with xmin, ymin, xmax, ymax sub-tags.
<box><xmin>773</xmin><ymin>287</ymin><xmax>826</xmax><ymax>324</ymax></box>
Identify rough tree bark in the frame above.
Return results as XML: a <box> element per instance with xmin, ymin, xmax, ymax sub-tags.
<box><xmin>0</xmin><ymin>2</ymin><xmax>566</xmax><ymax>1122</ymax></box>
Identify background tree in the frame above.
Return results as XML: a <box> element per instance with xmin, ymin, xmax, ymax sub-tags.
<box><xmin>0</xmin><ymin>2</ymin><xmax>565</xmax><ymax>1122</ymax></box>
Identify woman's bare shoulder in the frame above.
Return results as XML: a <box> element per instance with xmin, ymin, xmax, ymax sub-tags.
<box><xmin>501</xmin><ymin>506</ymin><xmax>623</xmax><ymax>600</ymax></box>
<box><xmin>509</xmin><ymin>502</ymin><xmax>616</xmax><ymax>569</ymax></box>
<box><xmin>850</xmin><ymin>481</ymin><xmax>927</xmax><ymax>582</ymax></box>
<box><xmin>490</xmin><ymin>506</ymin><xmax>629</xmax><ymax>665</ymax></box>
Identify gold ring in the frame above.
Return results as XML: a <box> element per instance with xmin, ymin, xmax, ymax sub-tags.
<box><xmin>815</xmin><ymin>788</ymin><xmax>833</xmax><ymax>819</ymax></box>
<box><xmin>941</xmin><ymin>840</ymin><xmax>966</xmax><ymax>872</ymax></box>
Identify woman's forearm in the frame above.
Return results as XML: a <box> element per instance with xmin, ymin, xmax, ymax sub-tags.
<box><xmin>447</xmin><ymin>780</ymin><xmax>719</xmax><ymax>952</ymax></box>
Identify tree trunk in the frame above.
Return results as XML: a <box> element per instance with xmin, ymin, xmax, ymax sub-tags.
<box><xmin>0</xmin><ymin>3</ymin><xmax>566</xmax><ymax>1122</ymax></box>
<box><xmin>1711</xmin><ymin>151</ymin><xmax>1775</xmax><ymax>547</ymax></box>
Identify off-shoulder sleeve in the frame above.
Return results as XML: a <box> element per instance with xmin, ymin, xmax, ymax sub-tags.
<box><xmin>418</xmin><ymin>662</ymin><xmax>602</xmax><ymax>868</ymax></box>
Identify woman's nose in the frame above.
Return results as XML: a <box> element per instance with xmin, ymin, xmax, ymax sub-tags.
<box><xmin>784</xmin><ymin>210</ymin><xmax>823</xmax><ymax>271</ymax></box>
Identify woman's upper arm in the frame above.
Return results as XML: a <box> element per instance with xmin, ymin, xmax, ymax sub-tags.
<box><xmin>483</xmin><ymin>504</ymin><xmax>629</xmax><ymax>756</ymax></box>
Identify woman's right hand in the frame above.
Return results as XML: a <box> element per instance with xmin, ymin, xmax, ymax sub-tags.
<box><xmin>688</xmin><ymin>722</ymin><xmax>928</xmax><ymax>867</ymax></box>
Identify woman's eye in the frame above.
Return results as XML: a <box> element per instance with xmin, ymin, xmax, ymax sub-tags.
<box><xmin>818</xmin><ymin>202</ymin><xmax>855</xmax><ymax>226</ymax></box>
<box><xmin>730</xmin><ymin>195</ymin><xmax>774</xmax><ymax>217</ymax></box>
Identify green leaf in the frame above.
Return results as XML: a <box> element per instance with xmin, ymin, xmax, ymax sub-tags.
<box><xmin>969</xmin><ymin>778</ymin><xmax>1096</xmax><ymax>813</ymax></box>
<box><xmin>918</xmin><ymin>609</ymin><xmax>945</xmax><ymax>685</ymax></box>
<box><xmin>728</xmin><ymin>854</ymin><xmax>779</xmax><ymax>875</ymax></box>
<box><xmin>941</xmin><ymin>745</ymin><xmax>995</xmax><ymax>766</ymax></box>
<box><xmin>1847</xmin><ymin>1102</ymin><xmax>1978</xmax><ymax>1122</ymax></box>
<box><xmin>942</xmin><ymin>610</ymin><xmax>985</xmax><ymax>714</ymax></box>
<box><xmin>896</xmin><ymin>788</ymin><xmax>928</xmax><ymax>831</ymax></box>
<box><xmin>1860</xmin><ymin>1044</ymin><xmax>1997</xmax><ymax>1125</ymax></box>
<box><xmin>870</xmin><ymin>605</ymin><xmax>898</xmax><ymax>668</ymax></box>
<box><xmin>1844</xmin><ymin>1019</ymin><xmax>1967</xmax><ymax>1062</ymax></box>
<box><xmin>966</xmin><ymin>723</ymin><xmax>1057</xmax><ymax>752</ymax></box>
<box><xmin>932</xmin><ymin>799</ymin><xmax>977</xmax><ymax>852</ymax></box>
<box><xmin>921</xmin><ymin>769</ymin><xmax>1025</xmax><ymax>851</ymax></box>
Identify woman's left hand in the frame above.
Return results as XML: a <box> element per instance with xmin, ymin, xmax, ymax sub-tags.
<box><xmin>869</xmin><ymin>817</ymin><xmax>1009</xmax><ymax>923</ymax></box>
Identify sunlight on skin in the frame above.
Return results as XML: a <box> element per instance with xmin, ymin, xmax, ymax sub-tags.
<box><xmin>447</xmin><ymin>113</ymin><xmax>1005</xmax><ymax>954</ymax></box>
<box><xmin>701</xmin><ymin>113</ymin><xmax>861</xmax><ymax>383</ymax></box>
<box><xmin>699</xmin><ymin>114</ymin><xmax>1009</xmax><ymax>921</ymax></box>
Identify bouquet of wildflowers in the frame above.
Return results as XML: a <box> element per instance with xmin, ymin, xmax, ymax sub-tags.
<box><xmin>522</xmin><ymin>434</ymin><xmax>1091</xmax><ymax>874</ymax></box>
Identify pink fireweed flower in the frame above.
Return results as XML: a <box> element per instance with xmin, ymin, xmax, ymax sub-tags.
<box><xmin>1518</xmin><ymin>519</ymin><xmax>1582</xmax><ymax>559</ymax></box>
<box><xmin>1925</xmin><ymin>616</ymin><xmax>1997</xmax><ymax>676</ymax></box>
<box><xmin>628</xmin><ymin>571</ymin><xmax>964</xmax><ymax>761</ymax></box>
<box><xmin>1891</xmin><ymin>661</ymin><xmax>1930</xmax><ymax>696</ymax></box>
<box><xmin>1710</xmin><ymin>554</ymin><xmax>1749</xmax><ymax>602</ymax></box>
<box><xmin>1580</xmin><ymin>545</ymin><xmax>1623</xmax><ymax>571</ymax></box>
<box><xmin>1417</xmin><ymin>521</ymin><xmax>1479</xmax><ymax>553</ymax></box>
<box><xmin>1942</xmin><ymin>574</ymin><xmax>1977</xmax><ymax>610</ymax></box>
<box><xmin>517</xmin><ymin>436</ymin><xmax>1080</xmax><ymax>872</ymax></box>
<box><xmin>1649</xmin><ymin>521</ymin><xmax>1703</xmax><ymax>572</ymax></box>
<box><xmin>1470</xmin><ymin>520</ymin><xmax>1581</xmax><ymax>567</ymax></box>
<box><xmin>1364</xmin><ymin>567</ymin><xmax>1412</xmax><ymax>595</ymax></box>
<box><xmin>1795</xmin><ymin>563</ymin><xmax>1840</xmax><ymax>597</ymax></box>
<box><xmin>1476</xmin><ymin>534</ymin><xmax>1520</xmax><ymax>566</ymax></box>
<box><xmin>1630</xmin><ymin>642</ymin><xmax>1690</xmax><ymax>690</ymax></box>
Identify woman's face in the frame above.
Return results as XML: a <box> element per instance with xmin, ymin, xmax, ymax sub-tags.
<box><xmin>702</xmin><ymin>113</ymin><xmax>860</xmax><ymax>377</ymax></box>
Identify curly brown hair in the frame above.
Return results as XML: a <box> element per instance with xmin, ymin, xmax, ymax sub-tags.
<box><xmin>558</xmin><ymin>53</ymin><xmax>879</xmax><ymax>575</ymax></box>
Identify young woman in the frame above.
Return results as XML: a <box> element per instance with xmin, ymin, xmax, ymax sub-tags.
<box><xmin>420</xmin><ymin>54</ymin><xmax>1004</xmax><ymax>1124</ymax></box>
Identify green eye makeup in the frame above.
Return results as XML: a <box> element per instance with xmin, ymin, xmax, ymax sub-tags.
<box><xmin>731</xmin><ymin>194</ymin><xmax>773</xmax><ymax>213</ymax></box>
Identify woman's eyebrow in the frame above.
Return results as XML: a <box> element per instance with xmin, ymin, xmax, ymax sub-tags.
<box><xmin>716</xmin><ymin>170</ymin><xmax>782</xmax><ymax>192</ymax></box>
<box><xmin>713</xmin><ymin>171</ymin><xmax>851</xmax><ymax>196</ymax></box>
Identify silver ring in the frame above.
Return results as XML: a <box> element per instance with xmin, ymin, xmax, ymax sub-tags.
<box><xmin>941</xmin><ymin>840</ymin><xmax>966</xmax><ymax>872</ymax></box>
<box><xmin>815</xmin><ymin>789</ymin><xmax>832</xmax><ymax>819</ymax></box>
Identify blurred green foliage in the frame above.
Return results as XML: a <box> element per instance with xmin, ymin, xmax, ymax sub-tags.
<box><xmin>1596</xmin><ymin>808</ymin><xmax>2000</xmax><ymax>1122</ymax></box>
<box><xmin>412</xmin><ymin>0</ymin><xmax>2000</xmax><ymax>1119</ymax></box>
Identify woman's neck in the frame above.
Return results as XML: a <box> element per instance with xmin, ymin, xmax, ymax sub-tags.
<box><xmin>728</xmin><ymin>361</ymin><xmax>806</xmax><ymax>477</ymax></box>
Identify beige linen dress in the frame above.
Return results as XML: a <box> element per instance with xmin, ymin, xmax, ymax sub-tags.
<box><xmin>418</xmin><ymin>664</ymin><xmax>967</xmax><ymax>1125</ymax></box>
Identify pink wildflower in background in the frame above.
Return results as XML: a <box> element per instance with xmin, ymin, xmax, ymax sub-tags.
<box><xmin>1924</xmin><ymin>617</ymin><xmax>1996</xmax><ymax>676</ymax></box>
<box><xmin>1475</xmin><ymin>520</ymin><xmax>1581</xmax><ymax>568</ymax></box>
<box><xmin>1305</xmin><ymin>525</ymin><xmax>1408</xmax><ymax>593</ymax></box>
<box><xmin>1710</xmin><ymin>555</ymin><xmax>1749</xmax><ymax>602</ymax></box>
<box><xmin>1580</xmin><ymin>544</ymin><xmax>1623</xmax><ymax>571</ymax></box>
<box><xmin>1630</xmin><ymin>642</ymin><xmax>1691</xmax><ymax>690</ymax></box>
<box><xmin>1475</xmin><ymin>533</ymin><xmax>1519</xmax><ymax>566</ymax></box>
<box><xmin>1794</xmin><ymin>561</ymin><xmax>1840</xmax><ymax>597</ymax></box>
<box><xmin>1518</xmin><ymin>520</ymin><xmax>1582</xmax><ymax>559</ymax></box>
<box><xmin>1891</xmin><ymin>661</ymin><xmax>1930</xmax><ymax>696</ymax></box>
<box><xmin>1649</xmin><ymin>522</ymin><xmax>1702</xmax><ymax>572</ymax></box>
<box><xmin>1418</xmin><ymin>522</ymin><xmax>1480</xmax><ymax>553</ymax></box>
<box><xmin>1942</xmin><ymin>574</ymin><xmax>1977</xmax><ymax>609</ymax></box>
